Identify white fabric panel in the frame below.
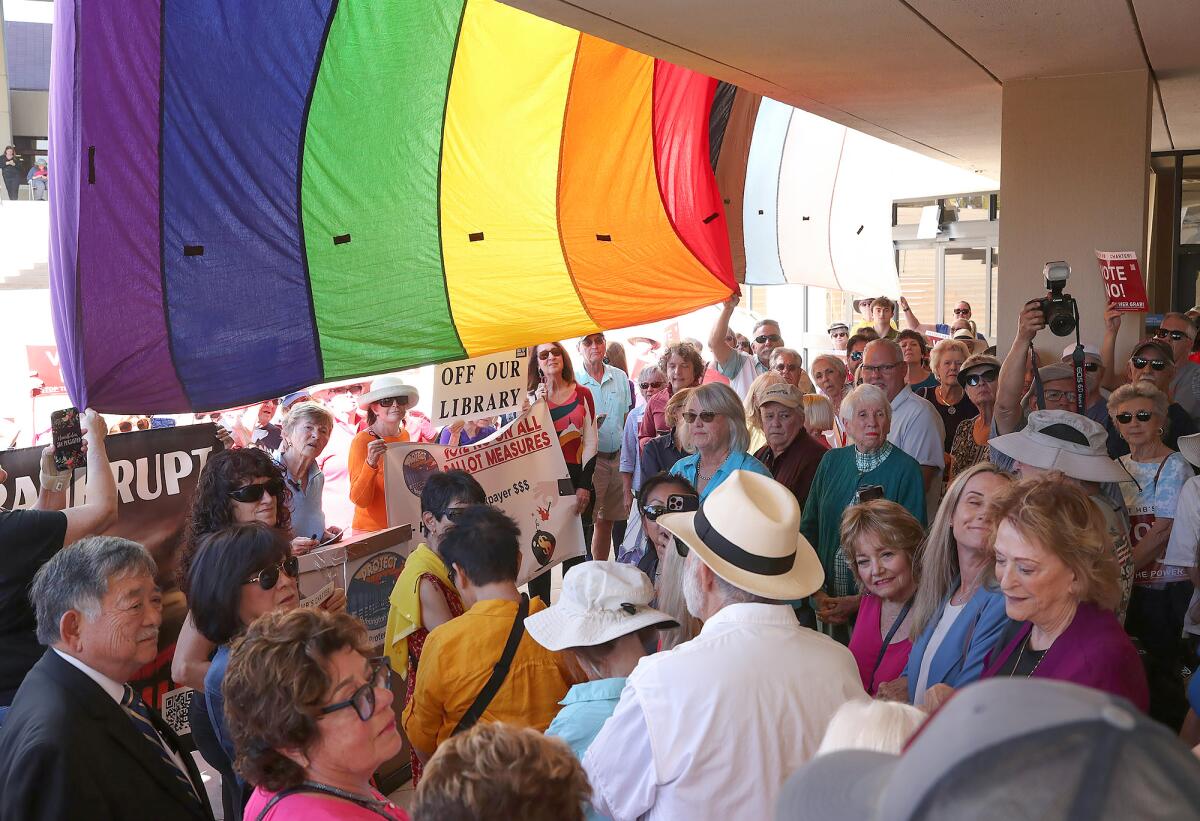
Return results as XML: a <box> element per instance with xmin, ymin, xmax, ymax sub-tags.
<box><xmin>829</xmin><ymin>130</ymin><xmax>904</xmax><ymax>298</ymax></box>
<box><xmin>775</xmin><ymin>106</ymin><xmax>843</xmax><ymax>290</ymax></box>
<box><xmin>741</xmin><ymin>98</ymin><xmax>792</xmax><ymax>285</ymax></box>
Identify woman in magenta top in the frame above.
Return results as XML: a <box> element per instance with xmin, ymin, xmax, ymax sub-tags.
<box><xmin>839</xmin><ymin>500</ymin><xmax>922</xmax><ymax>695</ymax></box>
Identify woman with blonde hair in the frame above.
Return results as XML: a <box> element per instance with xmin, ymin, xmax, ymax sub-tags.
<box><xmin>840</xmin><ymin>501</ymin><xmax>922</xmax><ymax>695</ymax></box>
<box><xmin>744</xmin><ymin>370</ymin><xmax>787</xmax><ymax>453</ymax></box>
<box><xmin>801</xmin><ymin>394</ymin><xmax>836</xmax><ymax>448</ymax></box>
<box><xmin>885</xmin><ymin>463</ymin><xmax>1012</xmax><ymax>706</ymax></box>
<box><xmin>975</xmin><ymin>477</ymin><xmax>1148</xmax><ymax>709</ymax></box>
<box><xmin>668</xmin><ymin>382</ymin><xmax>770</xmax><ymax>498</ymax></box>
<box><xmin>917</xmin><ymin>339</ymin><xmax>975</xmax><ymax>453</ymax></box>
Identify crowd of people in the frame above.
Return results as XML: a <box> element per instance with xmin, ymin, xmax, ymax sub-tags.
<box><xmin>4</xmin><ymin>290</ymin><xmax>1200</xmax><ymax>820</ymax></box>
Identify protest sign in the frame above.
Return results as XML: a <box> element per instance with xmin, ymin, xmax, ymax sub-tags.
<box><xmin>0</xmin><ymin>424</ymin><xmax>222</xmax><ymax>714</ymax></box>
<box><xmin>26</xmin><ymin>344</ymin><xmax>67</xmax><ymax>395</ymax></box>
<box><xmin>431</xmin><ymin>348</ymin><xmax>527</xmax><ymax>425</ymax></box>
<box><xmin>384</xmin><ymin>401</ymin><xmax>585</xmax><ymax>585</ymax></box>
<box><xmin>1097</xmin><ymin>251</ymin><xmax>1148</xmax><ymax>312</ymax></box>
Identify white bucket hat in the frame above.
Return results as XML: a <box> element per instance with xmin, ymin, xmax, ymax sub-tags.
<box><xmin>1177</xmin><ymin>432</ymin><xmax>1200</xmax><ymax>470</ymax></box>
<box><xmin>356</xmin><ymin>375</ymin><xmax>419</xmax><ymax>410</ymax></box>
<box><xmin>524</xmin><ymin>562</ymin><xmax>677</xmax><ymax>651</ymax></box>
<box><xmin>656</xmin><ymin>470</ymin><xmax>824</xmax><ymax>600</ymax></box>
<box><xmin>989</xmin><ymin>410</ymin><xmax>1129</xmax><ymax>483</ymax></box>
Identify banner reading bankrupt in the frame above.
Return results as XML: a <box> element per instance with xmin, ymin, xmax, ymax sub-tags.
<box><xmin>384</xmin><ymin>401</ymin><xmax>584</xmax><ymax>585</ymax></box>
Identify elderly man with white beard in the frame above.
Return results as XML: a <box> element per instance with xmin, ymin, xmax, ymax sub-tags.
<box><xmin>582</xmin><ymin>471</ymin><xmax>866</xmax><ymax>821</ymax></box>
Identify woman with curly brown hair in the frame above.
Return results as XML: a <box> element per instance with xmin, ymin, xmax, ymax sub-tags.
<box><xmin>637</xmin><ymin>342</ymin><xmax>705</xmax><ymax>448</ymax></box>
<box><xmin>225</xmin><ymin>608</ymin><xmax>409</xmax><ymax>820</ymax></box>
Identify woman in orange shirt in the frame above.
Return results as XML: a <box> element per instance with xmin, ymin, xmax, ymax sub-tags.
<box><xmin>349</xmin><ymin>376</ymin><xmax>419</xmax><ymax>533</ymax></box>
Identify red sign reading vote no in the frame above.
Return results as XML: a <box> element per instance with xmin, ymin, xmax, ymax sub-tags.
<box><xmin>1096</xmin><ymin>250</ymin><xmax>1148</xmax><ymax>313</ymax></box>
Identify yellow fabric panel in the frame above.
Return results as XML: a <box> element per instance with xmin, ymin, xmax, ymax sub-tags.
<box><xmin>441</xmin><ymin>0</ymin><xmax>597</xmax><ymax>354</ymax></box>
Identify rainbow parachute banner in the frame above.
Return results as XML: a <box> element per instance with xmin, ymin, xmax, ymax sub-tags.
<box><xmin>50</xmin><ymin>0</ymin><xmax>735</xmax><ymax>413</ymax></box>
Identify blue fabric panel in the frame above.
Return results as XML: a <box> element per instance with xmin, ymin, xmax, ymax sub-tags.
<box><xmin>741</xmin><ymin>97</ymin><xmax>791</xmax><ymax>286</ymax></box>
<box><xmin>161</xmin><ymin>1</ymin><xmax>332</xmax><ymax>408</ymax></box>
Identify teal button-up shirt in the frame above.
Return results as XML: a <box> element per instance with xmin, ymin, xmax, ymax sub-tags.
<box><xmin>669</xmin><ymin>450</ymin><xmax>772</xmax><ymax>499</ymax></box>
<box><xmin>546</xmin><ymin>677</ymin><xmax>628</xmax><ymax>821</ymax></box>
<box><xmin>577</xmin><ymin>364</ymin><xmax>631</xmax><ymax>454</ymax></box>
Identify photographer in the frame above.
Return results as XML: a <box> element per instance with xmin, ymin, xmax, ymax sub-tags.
<box><xmin>994</xmin><ymin>300</ymin><xmax>1079</xmax><ymax>438</ymax></box>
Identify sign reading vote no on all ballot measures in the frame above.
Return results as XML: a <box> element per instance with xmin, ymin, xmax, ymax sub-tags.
<box><xmin>431</xmin><ymin>349</ymin><xmax>528</xmax><ymax>426</ymax></box>
<box><xmin>383</xmin><ymin>401</ymin><xmax>585</xmax><ymax>586</ymax></box>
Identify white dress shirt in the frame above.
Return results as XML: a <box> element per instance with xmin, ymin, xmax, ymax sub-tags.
<box><xmin>583</xmin><ymin>603</ymin><xmax>866</xmax><ymax>821</ymax></box>
<box><xmin>54</xmin><ymin>649</ymin><xmax>190</xmax><ymax>775</ymax></box>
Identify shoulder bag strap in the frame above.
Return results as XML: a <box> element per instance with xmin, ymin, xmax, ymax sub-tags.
<box><xmin>868</xmin><ymin>598</ymin><xmax>912</xmax><ymax>691</ymax></box>
<box><xmin>452</xmin><ymin>594</ymin><xmax>530</xmax><ymax>736</ymax></box>
<box><xmin>255</xmin><ymin>784</ymin><xmax>397</xmax><ymax>821</ymax></box>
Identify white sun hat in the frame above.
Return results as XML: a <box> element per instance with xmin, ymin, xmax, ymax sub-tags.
<box><xmin>524</xmin><ymin>562</ymin><xmax>678</xmax><ymax>651</ymax></box>
<box><xmin>989</xmin><ymin>410</ymin><xmax>1129</xmax><ymax>483</ymax></box>
<box><xmin>656</xmin><ymin>470</ymin><xmax>824</xmax><ymax>600</ymax></box>
<box><xmin>356</xmin><ymin>375</ymin><xmax>420</xmax><ymax>410</ymax></box>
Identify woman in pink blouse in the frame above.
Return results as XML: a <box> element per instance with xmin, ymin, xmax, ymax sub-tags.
<box><xmin>840</xmin><ymin>500</ymin><xmax>922</xmax><ymax>695</ymax></box>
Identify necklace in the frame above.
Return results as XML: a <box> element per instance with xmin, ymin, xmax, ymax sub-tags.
<box><xmin>1009</xmin><ymin>633</ymin><xmax>1047</xmax><ymax>677</ymax></box>
<box><xmin>300</xmin><ymin>781</ymin><xmax>396</xmax><ymax>815</ymax></box>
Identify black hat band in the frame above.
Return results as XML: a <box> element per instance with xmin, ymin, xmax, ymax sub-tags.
<box><xmin>694</xmin><ymin>506</ymin><xmax>795</xmax><ymax>576</ymax></box>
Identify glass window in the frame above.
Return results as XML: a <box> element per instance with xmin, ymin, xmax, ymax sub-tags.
<box><xmin>1181</xmin><ymin>155</ymin><xmax>1200</xmax><ymax>246</ymax></box>
<box><xmin>895</xmin><ymin>198</ymin><xmax>936</xmax><ymax>226</ymax></box>
<box><xmin>897</xmin><ymin>247</ymin><xmax>937</xmax><ymax>328</ymax></box>
<box><xmin>990</xmin><ymin>248</ymin><xmax>999</xmax><ymax>339</ymax></box>
<box><xmin>943</xmin><ymin>248</ymin><xmax>988</xmax><ymax>337</ymax></box>
<box><xmin>944</xmin><ymin>194</ymin><xmax>990</xmax><ymax>222</ymax></box>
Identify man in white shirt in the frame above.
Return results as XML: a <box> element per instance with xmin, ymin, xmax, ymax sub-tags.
<box><xmin>583</xmin><ymin>471</ymin><xmax>866</xmax><ymax>821</ymax></box>
<box><xmin>862</xmin><ymin>340</ymin><xmax>945</xmax><ymax>516</ymax></box>
<box><xmin>0</xmin><ymin>536</ymin><xmax>211</xmax><ymax>820</ymax></box>
<box><xmin>708</xmin><ymin>295</ymin><xmax>785</xmax><ymax>400</ymax></box>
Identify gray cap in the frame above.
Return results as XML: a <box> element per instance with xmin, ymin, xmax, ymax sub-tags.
<box><xmin>776</xmin><ymin>678</ymin><xmax>1200</xmax><ymax>821</ymax></box>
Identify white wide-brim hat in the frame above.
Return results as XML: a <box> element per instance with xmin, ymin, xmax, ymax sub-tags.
<box><xmin>1178</xmin><ymin>433</ymin><xmax>1200</xmax><ymax>470</ymax></box>
<box><xmin>525</xmin><ymin>562</ymin><xmax>677</xmax><ymax>651</ymax></box>
<box><xmin>989</xmin><ymin>409</ymin><xmax>1129</xmax><ymax>483</ymax></box>
<box><xmin>356</xmin><ymin>376</ymin><xmax>419</xmax><ymax>410</ymax></box>
<box><xmin>657</xmin><ymin>470</ymin><xmax>824</xmax><ymax>600</ymax></box>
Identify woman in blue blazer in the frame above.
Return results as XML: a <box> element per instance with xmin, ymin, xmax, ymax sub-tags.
<box><xmin>875</xmin><ymin>464</ymin><xmax>1013</xmax><ymax>705</ymax></box>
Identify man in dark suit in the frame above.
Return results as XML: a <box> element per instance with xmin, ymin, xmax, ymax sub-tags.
<box><xmin>0</xmin><ymin>536</ymin><xmax>213</xmax><ymax>821</ymax></box>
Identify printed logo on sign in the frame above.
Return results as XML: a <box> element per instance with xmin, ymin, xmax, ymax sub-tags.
<box><xmin>402</xmin><ymin>449</ymin><xmax>440</xmax><ymax>497</ymax></box>
<box><xmin>347</xmin><ymin>552</ymin><xmax>405</xmax><ymax>642</ymax></box>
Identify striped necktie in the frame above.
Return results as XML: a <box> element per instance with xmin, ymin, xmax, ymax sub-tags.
<box><xmin>121</xmin><ymin>685</ymin><xmax>203</xmax><ymax>808</ymax></box>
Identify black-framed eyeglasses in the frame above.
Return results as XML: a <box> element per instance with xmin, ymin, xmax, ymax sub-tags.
<box><xmin>682</xmin><ymin>411</ymin><xmax>717</xmax><ymax>423</ymax></box>
<box><xmin>639</xmin><ymin>380</ymin><xmax>664</xmax><ymax>391</ymax></box>
<box><xmin>755</xmin><ymin>333</ymin><xmax>782</xmax><ymax>345</ymax></box>
<box><xmin>774</xmin><ymin>363</ymin><xmax>800</xmax><ymax>372</ymax></box>
<box><xmin>319</xmin><ymin>658</ymin><xmax>392</xmax><ymax>722</ymax></box>
<box><xmin>1153</xmin><ymin>329</ymin><xmax>1191</xmax><ymax>342</ymax></box>
<box><xmin>375</xmin><ymin>396</ymin><xmax>407</xmax><ymax>408</ymax></box>
<box><xmin>641</xmin><ymin>493</ymin><xmax>699</xmax><ymax>521</ymax></box>
<box><xmin>1115</xmin><ymin>410</ymin><xmax>1154</xmax><ymax>424</ymax></box>
<box><xmin>1132</xmin><ymin>356</ymin><xmax>1167</xmax><ymax>371</ymax></box>
<box><xmin>242</xmin><ymin>556</ymin><xmax>299</xmax><ymax>590</ymax></box>
<box><xmin>438</xmin><ymin>508</ymin><xmax>468</xmax><ymax>522</ymax></box>
<box><xmin>849</xmin><ymin>351</ymin><xmax>864</xmax><ymax>362</ymax></box>
<box><xmin>229</xmin><ymin>477</ymin><xmax>286</xmax><ymax>503</ymax></box>
<box><xmin>962</xmin><ymin>369</ymin><xmax>999</xmax><ymax>387</ymax></box>
<box><xmin>861</xmin><ymin>362</ymin><xmax>900</xmax><ymax>375</ymax></box>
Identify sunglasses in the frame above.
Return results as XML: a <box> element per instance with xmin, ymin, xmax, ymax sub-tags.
<box><xmin>849</xmin><ymin>351</ymin><xmax>864</xmax><ymax>362</ymax></box>
<box><xmin>1132</xmin><ymin>356</ymin><xmax>1167</xmax><ymax>371</ymax></box>
<box><xmin>319</xmin><ymin>658</ymin><xmax>392</xmax><ymax>722</ymax></box>
<box><xmin>755</xmin><ymin>334</ymin><xmax>782</xmax><ymax>345</ymax></box>
<box><xmin>682</xmin><ymin>411</ymin><xmax>718</xmax><ymax>423</ymax></box>
<box><xmin>962</xmin><ymin>369</ymin><xmax>999</xmax><ymax>387</ymax></box>
<box><xmin>1153</xmin><ymin>329</ymin><xmax>1191</xmax><ymax>342</ymax></box>
<box><xmin>229</xmin><ymin>477</ymin><xmax>286</xmax><ymax>503</ymax></box>
<box><xmin>953</xmin><ymin>308</ymin><xmax>971</xmax><ymax>316</ymax></box>
<box><xmin>1115</xmin><ymin>410</ymin><xmax>1154</xmax><ymax>424</ymax></box>
<box><xmin>639</xmin><ymin>380</ymin><xmax>664</xmax><ymax>391</ymax></box>
<box><xmin>581</xmin><ymin>336</ymin><xmax>606</xmax><ymax>347</ymax></box>
<box><xmin>831</xmin><ymin>332</ymin><xmax>848</xmax><ymax>338</ymax></box>
<box><xmin>375</xmin><ymin>396</ymin><xmax>407</xmax><ymax>408</ymax></box>
<box><xmin>242</xmin><ymin>556</ymin><xmax>300</xmax><ymax>590</ymax></box>
<box><xmin>537</xmin><ymin>348</ymin><xmax>560</xmax><ymax>360</ymax></box>
<box><xmin>438</xmin><ymin>508</ymin><xmax>468</xmax><ymax>522</ymax></box>
<box><xmin>1081</xmin><ymin>362</ymin><xmax>1100</xmax><ymax>372</ymax></box>
<box><xmin>641</xmin><ymin>493</ymin><xmax>699</xmax><ymax>521</ymax></box>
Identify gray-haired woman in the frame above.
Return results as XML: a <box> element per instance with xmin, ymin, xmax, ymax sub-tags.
<box><xmin>667</xmin><ymin>382</ymin><xmax>771</xmax><ymax>499</ymax></box>
<box><xmin>800</xmin><ymin>384</ymin><xmax>927</xmax><ymax>641</ymax></box>
<box><xmin>276</xmin><ymin>401</ymin><xmax>340</xmax><ymax>543</ymax></box>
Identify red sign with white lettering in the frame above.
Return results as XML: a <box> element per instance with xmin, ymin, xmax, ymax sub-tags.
<box><xmin>1097</xmin><ymin>250</ymin><xmax>1148</xmax><ymax>312</ymax></box>
<box><xmin>25</xmin><ymin>345</ymin><xmax>67</xmax><ymax>395</ymax></box>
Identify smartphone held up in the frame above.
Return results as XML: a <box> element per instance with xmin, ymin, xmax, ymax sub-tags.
<box><xmin>51</xmin><ymin>407</ymin><xmax>86</xmax><ymax>472</ymax></box>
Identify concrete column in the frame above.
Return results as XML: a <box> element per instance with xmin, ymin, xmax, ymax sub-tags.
<box><xmin>997</xmin><ymin>71</ymin><xmax>1152</xmax><ymax>361</ymax></box>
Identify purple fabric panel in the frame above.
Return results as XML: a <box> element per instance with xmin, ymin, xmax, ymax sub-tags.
<box><xmin>48</xmin><ymin>0</ymin><xmax>83</xmax><ymax>406</ymax></box>
<box><xmin>75</xmin><ymin>0</ymin><xmax>188</xmax><ymax>413</ymax></box>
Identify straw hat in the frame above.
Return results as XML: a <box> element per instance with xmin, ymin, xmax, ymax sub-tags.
<box><xmin>356</xmin><ymin>376</ymin><xmax>419</xmax><ymax>410</ymax></box>
<box><xmin>989</xmin><ymin>410</ymin><xmax>1128</xmax><ymax>483</ymax></box>
<box><xmin>657</xmin><ymin>470</ymin><xmax>824</xmax><ymax>600</ymax></box>
<box><xmin>524</xmin><ymin>563</ymin><xmax>677</xmax><ymax>651</ymax></box>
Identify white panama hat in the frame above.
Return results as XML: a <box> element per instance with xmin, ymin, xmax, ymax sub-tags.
<box><xmin>356</xmin><ymin>375</ymin><xmax>419</xmax><ymax>410</ymax></box>
<box><xmin>524</xmin><ymin>562</ymin><xmax>677</xmax><ymax>651</ymax></box>
<box><xmin>657</xmin><ymin>470</ymin><xmax>824</xmax><ymax>600</ymax></box>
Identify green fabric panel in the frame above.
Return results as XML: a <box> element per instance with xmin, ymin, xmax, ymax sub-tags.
<box><xmin>301</xmin><ymin>0</ymin><xmax>467</xmax><ymax>377</ymax></box>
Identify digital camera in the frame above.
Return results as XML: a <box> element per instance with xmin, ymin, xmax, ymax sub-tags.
<box><xmin>1038</xmin><ymin>261</ymin><xmax>1078</xmax><ymax>337</ymax></box>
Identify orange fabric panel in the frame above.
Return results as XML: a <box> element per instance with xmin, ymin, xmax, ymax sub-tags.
<box><xmin>558</xmin><ymin>36</ymin><xmax>732</xmax><ymax>328</ymax></box>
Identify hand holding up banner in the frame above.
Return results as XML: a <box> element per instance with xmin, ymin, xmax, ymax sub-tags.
<box><xmin>431</xmin><ymin>349</ymin><xmax>528</xmax><ymax>426</ymax></box>
<box><xmin>383</xmin><ymin>401</ymin><xmax>585</xmax><ymax>585</ymax></box>
<box><xmin>1097</xmin><ymin>251</ymin><xmax>1148</xmax><ymax>312</ymax></box>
